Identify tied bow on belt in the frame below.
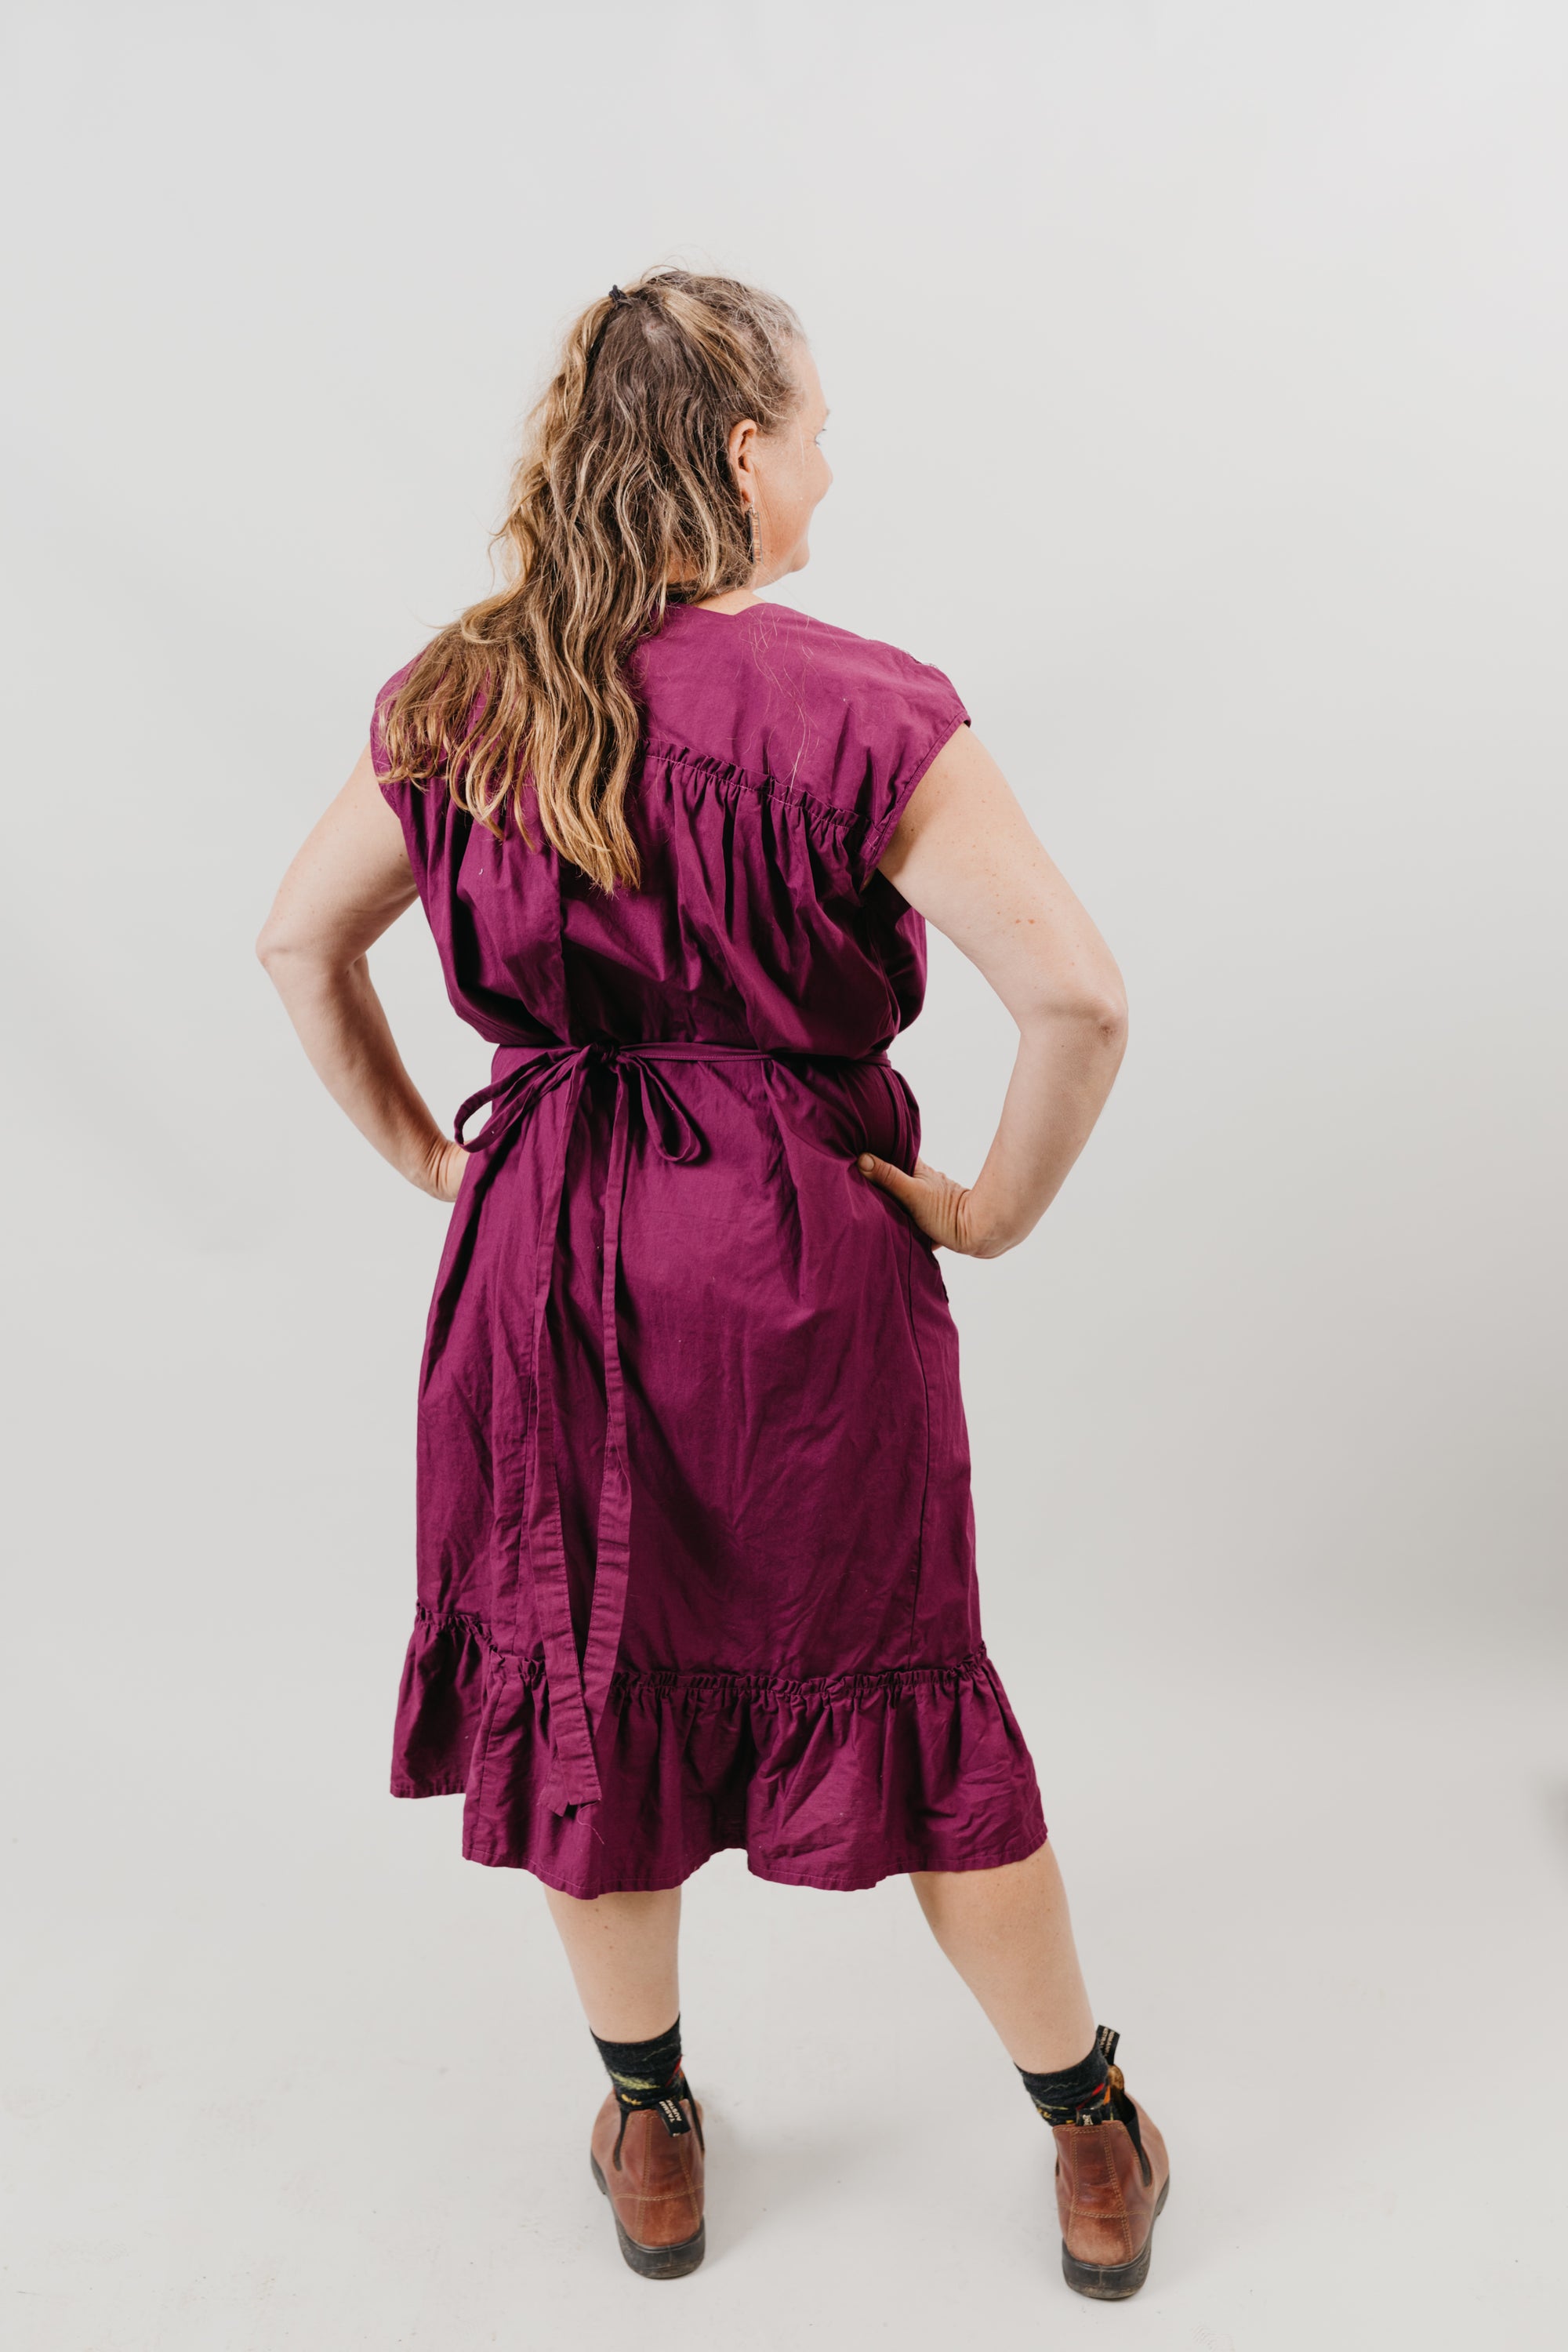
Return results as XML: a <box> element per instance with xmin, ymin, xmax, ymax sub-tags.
<box><xmin>454</xmin><ymin>1039</ymin><xmax>889</xmax><ymax>1817</ymax></box>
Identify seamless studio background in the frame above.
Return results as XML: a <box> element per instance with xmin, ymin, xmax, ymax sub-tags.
<box><xmin>2</xmin><ymin>4</ymin><xmax>1564</xmax><ymax>2347</ymax></box>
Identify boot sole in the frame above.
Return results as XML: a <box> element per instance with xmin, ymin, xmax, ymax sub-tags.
<box><xmin>590</xmin><ymin>2154</ymin><xmax>706</xmax><ymax>2278</ymax></box>
<box><xmin>1062</xmin><ymin>2174</ymin><xmax>1170</xmax><ymax>2300</ymax></box>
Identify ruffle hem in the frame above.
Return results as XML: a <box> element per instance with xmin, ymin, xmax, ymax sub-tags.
<box><xmin>390</xmin><ymin>1606</ymin><xmax>1048</xmax><ymax>1897</ymax></box>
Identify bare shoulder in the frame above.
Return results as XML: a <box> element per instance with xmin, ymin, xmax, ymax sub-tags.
<box><xmin>877</xmin><ymin>724</ymin><xmax>1029</xmax><ymax>885</ymax></box>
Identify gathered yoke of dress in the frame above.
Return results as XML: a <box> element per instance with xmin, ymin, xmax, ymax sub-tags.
<box><xmin>372</xmin><ymin>598</ymin><xmax>1047</xmax><ymax>1897</ymax></box>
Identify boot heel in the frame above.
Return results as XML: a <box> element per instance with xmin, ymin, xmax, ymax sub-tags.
<box><xmin>1061</xmin><ymin>2175</ymin><xmax>1168</xmax><ymax>2301</ymax></box>
<box><xmin>590</xmin><ymin>2153</ymin><xmax>707</xmax><ymax>2278</ymax></box>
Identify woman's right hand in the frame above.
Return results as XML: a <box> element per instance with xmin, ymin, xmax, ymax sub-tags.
<box><xmin>419</xmin><ymin>1136</ymin><xmax>472</xmax><ymax>1203</ymax></box>
<box><xmin>855</xmin><ymin>1152</ymin><xmax>1002</xmax><ymax>1258</ymax></box>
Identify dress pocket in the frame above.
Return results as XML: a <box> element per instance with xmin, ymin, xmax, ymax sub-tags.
<box><xmin>877</xmin><ymin>1061</ymin><xmax>923</xmax><ymax>1175</ymax></box>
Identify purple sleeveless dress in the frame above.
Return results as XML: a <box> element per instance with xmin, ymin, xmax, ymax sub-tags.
<box><xmin>371</xmin><ymin>599</ymin><xmax>1047</xmax><ymax>1896</ymax></box>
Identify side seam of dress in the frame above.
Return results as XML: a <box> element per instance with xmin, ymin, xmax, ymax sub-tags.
<box><xmin>895</xmin><ymin>1207</ymin><xmax>935</xmax><ymax>1664</ymax></box>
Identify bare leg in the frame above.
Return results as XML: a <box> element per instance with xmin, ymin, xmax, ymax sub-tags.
<box><xmin>909</xmin><ymin>1841</ymin><xmax>1095</xmax><ymax>2074</ymax></box>
<box><xmin>542</xmin><ymin>1884</ymin><xmax>683</xmax><ymax>2041</ymax></box>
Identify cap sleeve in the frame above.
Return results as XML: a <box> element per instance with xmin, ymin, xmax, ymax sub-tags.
<box><xmin>368</xmin><ymin>653</ymin><xmax>454</xmax><ymax>899</ymax></box>
<box><xmin>850</xmin><ymin>650</ymin><xmax>971</xmax><ymax>892</ymax></box>
<box><xmin>368</xmin><ymin>657</ymin><xmax>419</xmax><ymax>798</ymax></box>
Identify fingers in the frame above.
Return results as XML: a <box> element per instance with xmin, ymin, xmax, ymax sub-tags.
<box><xmin>856</xmin><ymin>1151</ymin><xmax>920</xmax><ymax>1209</ymax></box>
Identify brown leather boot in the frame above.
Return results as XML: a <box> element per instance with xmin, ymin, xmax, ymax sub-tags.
<box><xmin>589</xmin><ymin>2069</ymin><xmax>706</xmax><ymax>2278</ymax></box>
<box><xmin>1051</xmin><ymin>2029</ymin><xmax>1170</xmax><ymax>2299</ymax></box>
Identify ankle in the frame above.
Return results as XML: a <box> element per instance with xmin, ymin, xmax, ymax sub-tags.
<box><xmin>1018</xmin><ymin>2025</ymin><xmax>1116</xmax><ymax>2127</ymax></box>
<box><xmin>591</xmin><ymin>2015</ymin><xmax>684</xmax><ymax>2103</ymax></box>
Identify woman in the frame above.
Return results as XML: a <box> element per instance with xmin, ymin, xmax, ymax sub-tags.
<box><xmin>258</xmin><ymin>269</ymin><xmax>1167</xmax><ymax>2298</ymax></box>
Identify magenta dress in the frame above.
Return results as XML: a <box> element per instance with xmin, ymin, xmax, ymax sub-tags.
<box><xmin>371</xmin><ymin>599</ymin><xmax>1047</xmax><ymax>1896</ymax></box>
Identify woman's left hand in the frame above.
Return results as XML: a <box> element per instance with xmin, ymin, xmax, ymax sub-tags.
<box><xmin>855</xmin><ymin>1152</ymin><xmax>996</xmax><ymax>1256</ymax></box>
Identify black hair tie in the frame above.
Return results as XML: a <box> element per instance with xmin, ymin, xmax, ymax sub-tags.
<box><xmin>584</xmin><ymin>285</ymin><xmax>635</xmax><ymax>378</ymax></box>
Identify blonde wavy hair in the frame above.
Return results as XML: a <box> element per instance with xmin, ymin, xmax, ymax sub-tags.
<box><xmin>378</xmin><ymin>268</ymin><xmax>805</xmax><ymax>893</ymax></box>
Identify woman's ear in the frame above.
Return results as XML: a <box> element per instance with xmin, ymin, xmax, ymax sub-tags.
<box><xmin>728</xmin><ymin>415</ymin><xmax>760</xmax><ymax>498</ymax></box>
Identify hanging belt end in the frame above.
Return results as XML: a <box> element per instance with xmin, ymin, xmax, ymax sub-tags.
<box><xmin>543</xmin><ymin>1756</ymin><xmax>602</xmax><ymax>1818</ymax></box>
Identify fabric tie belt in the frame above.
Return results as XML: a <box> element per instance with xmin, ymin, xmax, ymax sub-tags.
<box><xmin>453</xmin><ymin>1039</ymin><xmax>890</xmax><ymax>1817</ymax></box>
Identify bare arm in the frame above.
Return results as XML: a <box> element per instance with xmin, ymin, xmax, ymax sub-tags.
<box><xmin>858</xmin><ymin>728</ymin><xmax>1127</xmax><ymax>1257</ymax></box>
<box><xmin>256</xmin><ymin>746</ymin><xmax>469</xmax><ymax>1201</ymax></box>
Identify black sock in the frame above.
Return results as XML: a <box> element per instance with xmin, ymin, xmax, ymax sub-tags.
<box><xmin>1018</xmin><ymin>2027</ymin><xmax>1116</xmax><ymax>2126</ymax></box>
<box><xmin>591</xmin><ymin>2016</ymin><xmax>688</xmax><ymax>2122</ymax></box>
<box><xmin>591</xmin><ymin>2016</ymin><xmax>691</xmax><ymax>2144</ymax></box>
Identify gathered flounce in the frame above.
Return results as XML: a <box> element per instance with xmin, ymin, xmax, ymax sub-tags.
<box><xmin>391</xmin><ymin>1607</ymin><xmax>1047</xmax><ymax>1897</ymax></box>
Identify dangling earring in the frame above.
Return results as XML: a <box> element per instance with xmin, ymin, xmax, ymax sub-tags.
<box><xmin>744</xmin><ymin>502</ymin><xmax>758</xmax><ymax>573</ymax></box>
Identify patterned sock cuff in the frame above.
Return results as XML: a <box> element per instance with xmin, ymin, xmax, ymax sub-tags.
<box><xmin>1017</xmin><ymin>2037</ymin><xmax>1112</xmax><ymax>2125</ymax></box>
<box><xmin>592</xmin><ymin>2016</ymin><xmax>683</xmax><ymax>2102</ymax></box>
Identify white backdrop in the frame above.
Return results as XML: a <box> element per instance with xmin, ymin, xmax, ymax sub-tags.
<box><xmin>2</xmin><ymin>5</ymin><xmax>1564</xmax><ymax>2347</ymax></box>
